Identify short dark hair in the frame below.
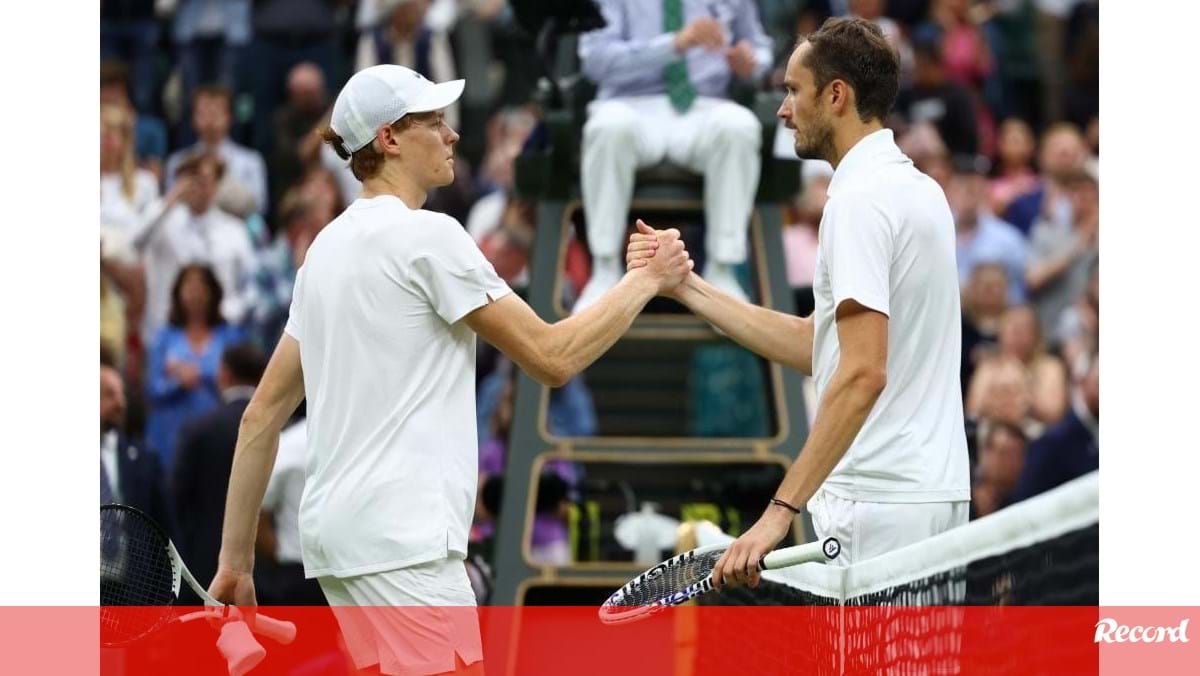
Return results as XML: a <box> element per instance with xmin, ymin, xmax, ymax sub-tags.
<box><xmin>221</xmin><ymin>343</ymin><xmax>268</xmax><ymax>386</ymax></box>
<box><xmin>167</xmin><ymin>264</ymin><xmax>224</xmax><ymax>328</ymax></box>
<box><xmin>193</xmin><ymin>83</ymin><xmax>233</xmax><ymax>109</ymax></box>
<box><xmin>100</xmin><ymin>61</ymin><xmax>130</xmax><ymax>93</ymax></box>
<box><xmin>800</xmin><ymin>17</ymin><xmax>900</xmax><ymax>123</ymax></box>
<box><xmin>174</xmin><ymin>151</ymin><xmax>226</xmax><ymax>181</ymax></box>
<box><xmin>100</xmin><ymin>342</ymin><xmax>118</xmax><ymax>369</ymax></box>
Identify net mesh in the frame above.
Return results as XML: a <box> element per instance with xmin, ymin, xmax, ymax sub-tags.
<box><xmin>689</xmin><ymin>472</ymin><xmax>1099</xmax><ymax>675</ymax></box>
<box><xmin>100</xmin><ymin>505</ymin><xmax>178</xmax><ymax>646</ymax></box>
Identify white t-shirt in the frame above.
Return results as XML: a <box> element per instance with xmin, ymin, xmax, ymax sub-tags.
<box><xmin>285</xmin><ymin>195</ymin><xmax>511</xmax><ymax>578</ymax></box>
<box><xmin>262</xmin><ymin>421</ymin><xmax>307</xmax><ymax>564</ymax></box>
<box><xmin>811</xmin><ymin>129</ymin><xmax>969</xmax><ymax>503</ymax></box>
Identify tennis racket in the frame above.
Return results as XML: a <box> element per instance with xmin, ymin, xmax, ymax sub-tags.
<box><xmin>599</xmin><ymin>536</ymin><xmax>841</xmax><ymax>624</ymax></box>
<box><xmin>100</xmin><ymin>504</ymin><xmax>297</xmax><ymax>676</ymax></box>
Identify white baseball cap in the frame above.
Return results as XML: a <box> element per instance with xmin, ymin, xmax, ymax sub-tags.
<box><xmin>329</xmin><ymin>65</ymin><xmax>464</xmax><ymax>154</ymax></box>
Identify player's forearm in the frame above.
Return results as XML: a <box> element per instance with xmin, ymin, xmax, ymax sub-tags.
<box><xmin>773</xmin><ymin>366</ymin><xmax>886</xmax><ymax>509</ymax></box>
<box><xmin>218</xmin><ymin>407</ymin><xmax>285</xmax><ymax>573</ymax></box>
<box><xmin>541</xmin><ymin>271</ymin><xmax>658</xmax><ymax>384</ymax></box>
<box><xmin>673</xmin><ymin>273</ymin><xmax>813</xmax><ymax>374</ymax></box>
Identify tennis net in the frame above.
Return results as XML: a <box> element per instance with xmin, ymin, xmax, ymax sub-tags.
<box><xmin>684</xmin><ymin>471</ymin><xmax>1099</xmax><ymax>675</ymax></box>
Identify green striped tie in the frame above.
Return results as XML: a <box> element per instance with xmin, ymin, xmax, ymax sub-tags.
<box><xmin>663</xmin><ymin>0</ymin><xmax>697</xmax><ymax>113</ymax></box>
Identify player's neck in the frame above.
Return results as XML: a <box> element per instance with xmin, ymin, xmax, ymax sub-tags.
<box><xmin>829</xmin><ymin>120</ymin><xmax>885</xmax><ymax>169</ymax></box>
<box><xmin>362</xmin><ymin>164</ymin><xmax>428</xmax><ymax>210</ymax></box>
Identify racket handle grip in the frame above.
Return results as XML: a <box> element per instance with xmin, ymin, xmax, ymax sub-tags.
<box><xmin>251</xmin><ymin>614</ymin><xmax>297</xmax><ymax>645</ymax></box>
<box><xmin>217</xmin><ymin>621</ymin><xmax>266</xmax><ymax>676</ymax></box>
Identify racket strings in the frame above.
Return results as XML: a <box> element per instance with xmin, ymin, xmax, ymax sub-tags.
<box><xmin>609</xmin><ymin>548</ymin><xmax>724</xmax><ymax>608</ymax></box>
<box><xmin>100</xmin><ymin>506</ymin><xmax>177</xmax><ymax>646</ymax></box>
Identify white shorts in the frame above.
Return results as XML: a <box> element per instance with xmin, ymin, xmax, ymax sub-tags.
<box><xmin>318</xmin><ymin>557</ymin><xmax>483</xmax><ymax>676</ymax></box>
<box><xmin>807</xmin><ymin>489</ymin><xmax>969</xmax><ymax>566</ymax></box>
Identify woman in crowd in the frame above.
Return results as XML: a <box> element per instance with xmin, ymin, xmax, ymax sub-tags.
<box><xmin>101</xmin><ymin>104</ymin><xmax>160</xmax><ymax>245</ymax></box>
<box><xmin>145</xmin><ymin>264</ymin><xmax>245</xmax><ymax>469</ymax></box>
<box><xmin>989</xmin><ymin>117</ymin><xmax>1039</xmax><ymax>215</ymax></box>
<box><xmin>967</xmin><ymin>305</ymin><xmax>1068</xmax><ymax>425</ymax></box>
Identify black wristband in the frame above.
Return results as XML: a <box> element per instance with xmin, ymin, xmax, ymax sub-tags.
<box><xmin>770</xmin><ymin>497</ymin><xmax>801</xmax><ymax>514</ymax></box>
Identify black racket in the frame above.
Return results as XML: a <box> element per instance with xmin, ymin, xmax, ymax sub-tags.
<box><xmin>100</xmin><ymin>504</ymin><xmax>296</xmax><ymax>675</ymax></box>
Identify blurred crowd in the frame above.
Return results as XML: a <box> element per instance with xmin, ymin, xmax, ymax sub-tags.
<box><xmin>99</xmin><ymin>0</ymin><xmax>1098</xmax><ymax>601</ymax></box>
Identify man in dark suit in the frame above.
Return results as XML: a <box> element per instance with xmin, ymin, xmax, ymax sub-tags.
<box><xmin>101</xmin><ymin>358</ymin><xmax>172</xmax><ymax>531</ymax></box>
<box><xmin>1011</xmin><ymin>354</ymin><xmax>1099</xmax><ymax>502</ymax></box>
<box><xmin>171</xmin><ymin>343</ymin><xmax>267</xmax><ymax>603</ymax></box>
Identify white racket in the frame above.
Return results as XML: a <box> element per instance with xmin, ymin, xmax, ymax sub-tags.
<box><xmin>599</xmin><ymin>536</ymin><xmax>841</xmax><ymax>624</ymax></box>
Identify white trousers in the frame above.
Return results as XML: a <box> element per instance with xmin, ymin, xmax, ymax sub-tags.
<box><xmin>319</xmin><ymin>557</ymin><xmax>483</xmax><ymax>676</ymax></box>
<box><xmin>581</xmin><ymin>95</ymin><xmax>761</xmax><ymax>263</ymax></box>
<box><xmin>807</xmin><ymin>489</ymin><xmax>969</xmax><ymax>567</ymax></box>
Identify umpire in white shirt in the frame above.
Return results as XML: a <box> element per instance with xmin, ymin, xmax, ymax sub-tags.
<box><xmin>629</xmin><ymin>18</ymin><xmax>970</xmax><ymax>585</ymax></box>
<box><xmin>573</xmin><ymin>0</ymin><xmax>773</xmax><ymax>312</ymax></box>
<box><xmin>210</xmin><ymin>65</ymin><xmax>693</xmax><ymax>675</ymax></box>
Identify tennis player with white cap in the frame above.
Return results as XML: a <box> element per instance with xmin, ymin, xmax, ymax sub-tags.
<box><xmin>209</xmin><ymin>65</ymin><xmax>693</xmax><ymax>675</ymax></box>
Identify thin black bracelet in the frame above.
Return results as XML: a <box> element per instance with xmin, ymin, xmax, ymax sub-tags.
<box><xmin>770</xmin><ymin>497</ymin><xmax>801</xmax><ymax>514</ymax></box>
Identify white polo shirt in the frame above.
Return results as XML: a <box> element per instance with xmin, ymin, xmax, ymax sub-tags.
<box><xmin>285</xmin><ymin>195</ymin><xmax>511</xmax><ymax>578</ymax></box>
<box><xmin>810</xmin><ymin>129</ymin><xmax>969</xmax><ymax>503</ymax></box>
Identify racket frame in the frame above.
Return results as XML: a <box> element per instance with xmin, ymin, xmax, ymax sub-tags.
<box><xmin>101</xmin><ymin>504</ymin><xmax>296</xmax><ymax>646</ymax></box>
<box><xmin>599</xmin><ymin>537</ymin><xmax>840</xmax><ymax>625</ymax></box>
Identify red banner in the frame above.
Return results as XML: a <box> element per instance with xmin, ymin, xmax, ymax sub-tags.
<box><xmin>6</xmin><ymin>606</ymin><xmax>1198</xmax><ymax>675</ymax></box>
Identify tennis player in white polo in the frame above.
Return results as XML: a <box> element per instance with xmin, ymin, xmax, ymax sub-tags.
<box><xmin>209</xmin><ymin>65</ymin><xmax>693</xmax><ymax>675</ymax></box>
<box><xmin>630</xmin><ymin>17</ymin><xmax>969</xmax><ymax>587</ymax></box>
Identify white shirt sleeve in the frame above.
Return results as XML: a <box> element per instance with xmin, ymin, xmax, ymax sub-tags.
<box><xmin>409</xmin><ymin>218</ymin><xmax>513</xmax><ymax>325</ymax></box>
<box><xmin>821</xmin><ymin>196</ymin><xmax>894</xmax><ymax>317</ymax></box>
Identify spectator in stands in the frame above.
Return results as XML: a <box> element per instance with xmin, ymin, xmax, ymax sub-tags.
<box><xmin>271</xmin><ymin>63</ymin><xmax>329</xmax><ymax>207</ymax></box>
<box><xmin>1055</xmin><ymin>260</ymin><xmax>1099</xmax><ymax>377</ymax></box>
<box><xmin>356</xmin><ymin>0</ymin><xmax>460</xmax><ymax>126</ymax></box>
<box><xmin>172</xmin><ymin>343</ymin><xmax>267</xmax><ymax>604</ymax></box>
<box><xmin>166</xmin><ymin>85</ymin><xmax>269</xmax><ymax>216</ymax></box>
<box><xmin>897</xmin><ymin>121</ymin><xmax>954</xmax><ymax>189</ymax></box>
<box><xmin>1011</xmin><ymin>353</ymin><xmax>1098</xmax><ymax>502</ymax></box>
<box><xmin>968</xmin><ymin>305</ymin><xmax>1068</xmax><ymax>425</ymax></box>
<box><xmin>170</xmin><ymin>0</ymin><xmax>252</xmax><ymax>140</ymax></box>
<box><xmin>574</xmin><ymin>0</ymin><xmax>773</xmax><ymax>311</ymax></box>
<box><xmin>100</xmin><ymin>62</ymin><xmax>168</xmax><ymax>179</ymax></box>
<box><xmin>249</xmin><ymin>0</ymin><xmax>341</xmax><ymax>156</ymax></box>
<box><xmin>965</xmin><ymin>354</ymin><xmax>1043</xmax><ymax>443</ymax></box>
<box><xmin>989</xmin><ymin>117</ymin><xmax>1040</xmax><ymax>217</ymax></box>
<box><xmin>1026</xmin><ymin>160</ymin><xmax>1098</xmax><ymax>338</ymax></box>
<box><xmin>467</xmin><ymin>107</ymin><xmax>540</xmax><ymax>289</ymax></box>
<box><xmin>917</xmin><ymin>0</ymin><xmax>994</xmax><ymax>92</ymax></box>
<box><xmin>1003</xmin><ymin>122</ymin><xmax>1087</xmax><ymax>235</ymax></box>
<box><xmin>250</xmin><ymin>185</ymin><xmax>328</xmax><ymax>347</ymax></box>
<box><xmin>960</xmin><ymin>262</ymin><xmax>1009</xmax><ymax>394</ymax></box>
<box><xmin>136</xmin><ymin>153</ymin><xmax>260</xmax><ymax>342</ymax></box>
<box><xmin>781</xmin><ymin>160</ymin><xmax>832</xmax><ymax>294</ymax></box>
<box><xmin>100</xmin><ymin>1</ymin><xmax>161</xmax><ymax>115</ymax></box>
<box><xmin>971</xmin><ymin>421</ymin><xmax>1028</xmax><ymax>518</ymax></box>
<box><xmin>100</xmin><ymin>252</ymin><xmax>129</xmax><ymax>371</ymax></box>
<box><xmin>948</xmin><ymin>157</ymin><xmax>1028</xmax><ymax>303</ymax></box>
<box><xmin>145</xmin><ymin>264</ymin><xmax>246</xmax><ymax>468</ymax></box>
<box><xmin>101</xmin><ymin>104</ymin><xmax>161</xmax><ymax>244</ymax></box>
<box><xmin>848</xmin><ymin>0</ymin><xmax>913</xmax><ymax>82</ymax></box>
<box><xmin>895</xmin><ymin>36</ymin><xmax>979</xmax><ymax>159</ymax></box>
<box><xmin>100</xmin><ymin>103</ymin><xmax>158</xmax><ymax>334</ymax></box>
<box><xmin>101</xmin><ymin>354</ymin><xmax>171</xmax><ymax>529</ymax></box>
